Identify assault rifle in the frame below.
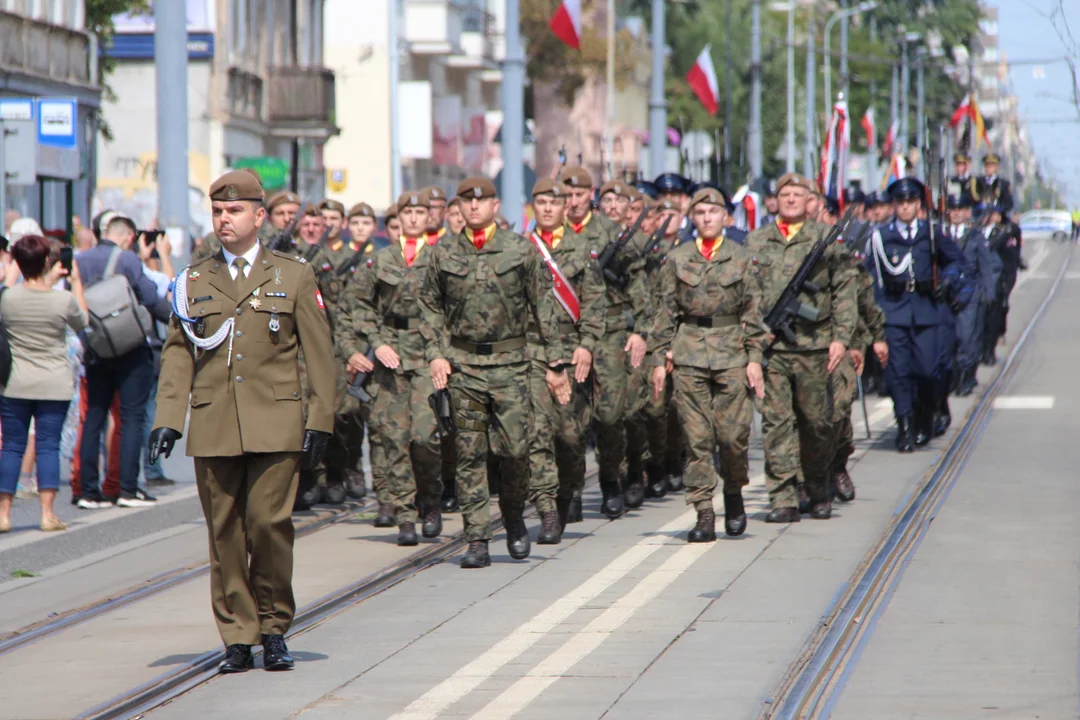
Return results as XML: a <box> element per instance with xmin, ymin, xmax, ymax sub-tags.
<box><xmin>763</xmin><ymin>206</ymin><xmax>858</xmax><ymax>347</ymax></box>
<box><xmin>553</xmin><ymin>145</ymin><xmax>567</xmax><ymax>181</ymax></box>
<box><xmin>267</xmin><ymin>213</ymin><xmax>300</xmax><ymax>253</ymax></box>
<box><xmin>642</xmin><ymin>214</ymin><xmax>674</xmax><ymax>272</ymax></box>
<box><xmin>596</xmin><ymin>208</ymin><xmax>647</xmax><ymax>289</ymax></box>
<box><xmin>347</xmin><ymin>349</ymin><xmax>377</xmax><ymax>402</ymax></box>
<box><xmin>302</xmin><ymin>228</ymin><xmax>331</xmax><ymax>265</ymax></box>
<box><xmin>337</xmin><ymin>243</ymin><xmax>371</xmax><ymax>277</ymax></box>
<box><xmin>428</xmin><ymin>388</ymin><xmax>455</xmax><ymax>437</ymax></box>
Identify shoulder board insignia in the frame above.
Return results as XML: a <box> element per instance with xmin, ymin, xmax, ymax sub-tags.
<box><xmin>271</xmin><ymin>249</ymin><xmax>300</xmax><ymax>262</ymax></box>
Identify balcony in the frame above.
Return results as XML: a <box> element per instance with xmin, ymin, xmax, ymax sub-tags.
<box><xmin>445</xmin><ymin>4</ymin><xmax>497</xmax><ymax>71</ymax></box>
<box><xmin>0</xmin><ymin>10</ymin><xmax>92</xmax><ymax>87</ymax></box>
<box><xmin>227</xmin><ymin>66</ymin><xmax>264</xmax><ymax>125</ymax></box>
<box><xmin>267</xmin><ymin>66</ymin><xmax>338</xmax><ymax>140</ymax></box>
<box><xmin>404</xmin><ymin>0</ymin><xmax>463</xmax><ymax>56</ymax></box>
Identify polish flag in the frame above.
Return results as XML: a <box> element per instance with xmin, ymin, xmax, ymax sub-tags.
<box><xmin>550</xmin><ymin>0</ymin><xmax>582</xmax><ymax>49</ymax></box>
<box><xmin>818</xmin><ymin>98</ymin><xmax>849</xmax><ymax>209</ymax></box>
<box><xmin>881</xmin><ymin>118</ymin><xmax>899</xmax><ymax>158</ymax></box>
<box><xmin>861</xmin><ymin>107</ymin><xmax>876</xmax><ymax>152</ymax></box>
<box><xmin>685</xmin><ymin>44</ymin><xmax>720</xmax><ymax>115</ymax></box>
<box><xmin>949</xmin><ymin>93</ymin><xmax>990</xmax><ymax>147</ymax></box>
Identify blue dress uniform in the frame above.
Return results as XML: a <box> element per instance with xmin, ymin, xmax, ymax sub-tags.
<box><xmin>867</xmin><ymin>178</ymin><xmax>967</xmax><ymax>452</ymax></box>
<box><xmin>948</xmin><ymin>205</ymin><xmax>1002</xmax><ymax>396</ymax></box>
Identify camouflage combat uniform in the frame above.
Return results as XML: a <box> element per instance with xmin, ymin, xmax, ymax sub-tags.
<box><xmin>419</xmin><ymin>225</ymin><xmax>565</xmax><ymax>542</ymax></box>
<box><xmin>745</xmin><ymin>220</ymin><xmax>858</xmax><ymax>510</ymax></box>
<box><xmin>649</xmin><ymin>238</ymin><xmax>765</xmax><ymax>510</ymax></box>
<box><xmin>351</xmin><ymin>239</ymin><xmax>442</xmax><ymax>525</ymax></box>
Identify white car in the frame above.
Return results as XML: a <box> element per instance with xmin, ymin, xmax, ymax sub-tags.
<box><xmin>1019</xmin><ymin>209</ymin><xmax>1072</xmax><ymax>241</ymax></box>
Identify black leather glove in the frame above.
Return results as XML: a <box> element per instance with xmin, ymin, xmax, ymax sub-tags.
<box><xmin>301</xmin><ymin>430</ymin><xmax>331</xmax><ymax>471</ymax></box>
<box><xmin>931</xmin><ymin>282</ymin><xmax>950</xmax><ymax>303</ymax></box>
<box><xmin>148</xmin><ymin>427</ymin><xmax>182</xmax><ymax>465</ymax></box>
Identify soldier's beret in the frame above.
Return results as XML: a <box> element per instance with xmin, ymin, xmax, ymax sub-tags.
<box><xmin>532</xmin><ymin>179</ymin><xmax>567</xmax><ymax>198</ymax></box>
<box><xmin>422</xmin><ymin>186</ymin><xmax>448</xmax><ymax>203</ymax></box>
<box><xmin>348</xmin><ymin>202</ymin><xmax>375</xmax><ymax>219</ymax></box>
<box><xmin>302</xmin><ymin>203</ymin><xmax>322</xmax><ymax>217</ymax></box>
<box><xmin>689</xmin><ymin>181</ymin><xmax>732</xmax><ymax>211</ymax></box>
<box><xmin>455</xmin><ymin>176</ymin><xmax>498</xmax><ymax>199</ymax></box>
<box><xmin>397</xmin><ymin>191</ymin><xmax>431</xmax><ymax>209</ymax></box>
<box><xmin>625</xmin><ymin>185</ymin><xmax>642</xmax><ymax>202</ymax></box>
<box><xmin>318</xmin><ymin>199</ymin><xmax>346</xmax><ymax>215</ymax></box>
<box><xmin>599</xmin><ymin>181</ymin><xmax>631</xmax><ymax>198</ymax></box>
<box><xmin>560</xmin><ymin>166</ymin><xmax>593</xmax><ymax>189</ymax></box>
<box><xmin>635</xmin><ymin>180</ymin><xmax>659</xmax><ymax>199</ymax></box>
<box><xmin>821</xmin><ymin>195</ymin><xmax>840</xmax><ymax>216</ymax></box>
<box><xmin>887</xmin><ymin>177</ymin><xmax>926</xmax><ymax>201</ymax></box>
<box><xmin>656</xmin><ymin>198</ymin><xmax>679</xmax><ymax>211</ymax></box>
<box><xmin>689</xmin><ymin>187</ymin><xmax>729</xmax><ymax>210</ymax></box>
<box><xmin>653</xmin><ymin>172</ymin><xmax>688</xmax><ymax>195</ymax></box>
<box><xmin>209</xmin><ymin>171</ymin><xmax>265</xmax><ymax>202</ymax></box>
<box><xmin>954</xmin><ymin>153</ymin><xmax>971</xmax><ymax>163</ymax></box>
<box><xmin>982</xmin><ymin>153</ymin><xmax>1001</xmax><ymax>164</ymax></box>
<box><xmin>775</xmin><ymin>173</ymin><xmax>815</xmax><ymax>193</ymax></box>
<box><xmin>384</xmin><ymin>203</ymin><xmax>399</xmax><ymax>220</ymax></box>
<box><xmin>267</xmin><ymin>191</ymin><xmax>301</xmax><ymax>212</ymax></box>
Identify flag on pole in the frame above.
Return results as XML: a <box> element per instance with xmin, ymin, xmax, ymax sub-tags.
<box><xmin>882</xmin><ymin>153</ymin><xmax>907</xmax><ymax>190</ymax></box>
<box><xmin>881</xmin><ymin>118</ymin><xmax>899</xmax><ymax>159</ymax></box>
<box><xmin>861</xmin><ymin>108</ymin><xmax>876</xmax><ymax>152</ymax></box>
<box><xmin>818</xmin><ymin>98</ymin><xmax>850</xmax><ymax>207</ymax></box>
<box><xmin>731</xmin><ymin>186</ymin><xmax>761</xmax><ymax>231</ymax></box>
<box><xmin>685</xmin><ymin>44</ymin><xmax>720</xmax><ymax>115</ymax></box>
<box><xmin>949</xmin><ymin>93</ymin><xmax>990</xmax><ymax>147</ymax></box>
<box><xmin>550</xmin><ymin>0</ymin><xmax>582</xmax><ymax>49</ymax></box>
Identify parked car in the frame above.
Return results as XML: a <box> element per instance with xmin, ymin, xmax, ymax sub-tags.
<box><xmin>1019</xmin><ymin>209</ymin><xmax>1072</xmax><ymax>242</ymax></box>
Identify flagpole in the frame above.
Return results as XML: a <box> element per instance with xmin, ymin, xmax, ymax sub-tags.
<box><xmin>502</xmin><ymin>0</ymin><xmax>525</xmax><ymax>226</ymax></box>
<box><xmin>649</xmin><ymin>0</ymin><xmax>666</xmax><ymax>177</ymax></box>
<box><xmin>785</xmin><ymin>2</ymin><xmax>796</xmax><ymax>173</ymax></box>
<box><xmin>606</xmin><ymin>0</ymin><xmax>616</xmax><ymax>183</ymax></box>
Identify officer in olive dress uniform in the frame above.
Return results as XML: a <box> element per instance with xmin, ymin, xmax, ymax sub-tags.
<box><xmin>149</xmin><ymin>171</ymin><xmax>336</xmax><ymax>673</ymax></box>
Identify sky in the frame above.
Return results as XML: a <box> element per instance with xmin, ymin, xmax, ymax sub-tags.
<box><xmin>995</xmin><ymin>0</ymin><xmax>1080</xmax><ymax>206</ymax></box>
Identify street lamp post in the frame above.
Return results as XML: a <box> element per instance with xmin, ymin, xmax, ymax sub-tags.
<box><xmin>785</xmin><ymin>2</ymin><xmax>795</xmax><ymax>172</ymax></box>
<box><xmin>824</xmin><ymin>1</ymin><xmax>876</xmax><ymax>120</ymax></box>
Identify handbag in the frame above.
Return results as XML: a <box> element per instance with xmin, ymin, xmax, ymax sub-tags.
<box><xmin>0</xmin><ymin>286</ymin><xmax>12</xmax><ymax>385</ymax></box>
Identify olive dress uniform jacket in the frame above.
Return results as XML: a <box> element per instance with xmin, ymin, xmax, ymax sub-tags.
<box><xmin>154</xmin><ymin>245</ymin><xmax>337</xmax><ymax>456</ymax></box>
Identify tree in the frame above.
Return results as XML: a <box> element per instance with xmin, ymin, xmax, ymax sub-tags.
<box><xmin>86</xmin><ymin>0</ymin><xmax>151</xmax><ymax>140</ymax></box>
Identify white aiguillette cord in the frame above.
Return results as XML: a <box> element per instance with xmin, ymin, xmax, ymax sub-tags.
<box><xmin>171</xmin><ymin>267</ymin><xmax>235</xmax><ymax>366</ymax></box>
<box><xmin>869</xmin><ymin>227</ymin><xmax>914</xmax><ymax>288</ymax></box>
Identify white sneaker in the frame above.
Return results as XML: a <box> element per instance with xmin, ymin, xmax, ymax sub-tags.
<box><xmin>76</xmin><ymin>497</ymin><xmax>108</xmax><ymax>510</ymax></box>
<box><xmin>116</xmin><ymin>488</ymin><xmax>157</xmax><ymax>508</ymax></box>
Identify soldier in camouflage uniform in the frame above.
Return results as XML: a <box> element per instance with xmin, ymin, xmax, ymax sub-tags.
<box><xmin>744</xmin><ymin>173</ymin><xmax>858</xmax><ymax>522</ymax></box>
<box><xmin>420</xmin><ymin>176</ymin><xmax>570</xmax><ymax>569</ymax></box>
<box><xmin>446</xmin><ymin>197</ymin><xmax>466</xmax><ymax>236</ymax></box>
<box><xmin>561</xmin><ymin>167</ymin><xmax>651</xmax><ymax>521</ymax></box>
<box><xmin>349</xmin><ymin>191</ymin><xmax>444</xmax><ymax>546</ymax></box>
<box><xmin>649</xmin><ymin>187</ymin><xmax>767</xmax><ymax>541</ymax></box>
<box><xmin>524</xmin><ymin>179</ymin><xmax>605</xmax><ymax>540</ymax></box>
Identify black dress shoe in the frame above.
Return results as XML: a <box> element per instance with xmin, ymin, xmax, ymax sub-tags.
<box><xmin>765</xmin><ymin>507</ymin><xmax>800</xmax><ymax>523</ymax></box>
<box><xmin>460</xmin><ymin>540</ymin><xmax>491</xmax><ymax>569</ymax></box>
<box><xmin>665</xmin><ymin>474</ymin><xmax>684</xmax><ymax>492</ymax></box>
<box><xmin>623</xmin><ymin>471</ymin><xmax>645</xmax><ymax>509</ymax></box>
<box><xmin>567</xmin><ymin>496</ymin><xmax>584</xmax><ymax>523</ymax></box>
<box><xmin>440</xmin><ymin>496</ymin><xmax>460</xmax><ymax>513</ymax></box>
<box><xmin>504</xmin><ymin>510</ymin><xmax>531</xmax><ymax>560</ymax></box>
<box><xmin>723</xmin><ymin>493</ymin><xmax>747</xmax><ymax>537</ymax></box>
<box><xmin>687</xmin><ymin>509</ymin><xmax>717</xmax><ymax>543</ymax></box>
<box><xmin>397</xmin><ymin>523</ymin><xmax>419</xmax><ymax>546</ymax></box>
<box><xmin>896</xmin><ymin>416</ymin><xmax>915</xmax><ymax>453</ymax></box>
<box><xmin>374</xmin><ymin>503</ymin><xmax>396</xmax><ymax>527</ymax></box>
<box><xmin>797</xmin><ymin>484</ymin><xmax>811</xmax><ymax>514</ymax></box>
<box><xmin>933</xmin><ymin>400</ymin><xmax>951</xmax><ymax>437</ymax></box>
<box><xmin>219</xmin><ymin>644</ymin><xmax>253</xmax><ymax>674</ymax></box>
<box><xmin>913</xmin><ymin>409</ymin><xmax>931</xmax><ymax>446</ymax></box>
<box><xmin>599</xmin><ymin>484</ymin><xmax>625</xmax><ymax>519</ymax></box>
<box><xmin>834</xmin><ymin>470</ymin><xmax>855</xmax><ymax>502</ymax></box>
<box><xmin>421</xmin><ymin>508</ymin><xmax>443</xmax><ymax>538</ymax></box>
<box><xmin>644</xmin><ymin>465</ymin><xmax>668</xmax><ymax>499</ymax></box>
<box><xmin>536</xmin><ymin>511</ymin><xmax>562</xmax><ymax>545</ymax></box>
<box><xmin>810</xmin><ymin>501</ymin><xmax>832</xmax><ymax>520</ymax></box>
<box><xmin>262</xmin><ymin>634</ymin><xmax>294</xmax><ymax>671</ymax></box>
<box><xmin>345</xmin><ymin>470</ymin><xmax>367</xmax><ymax>499</ymax></box>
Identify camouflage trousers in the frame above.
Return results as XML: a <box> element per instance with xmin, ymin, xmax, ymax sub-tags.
<box><xmin>526</xmin><ymin>359</ymin><xmax>592</xmax><ymax>513</ymax></box>
<box><xmin>830</xmin><ymin>356</ymin><xmax>859</xmax><ymax>472</ymax></box>
<box><xmin>674</xmin><ymin>366</ymin><xmax>753</xmax><ymax>511</ymax></box>
<box><xmin>761</xmin><ymin>350</ymin><xmax>836</xmax><ymax>509</ymax></box>
<box><xmin>450</xmin><ymin>362</ymin><xmax>533</xmax><ymax>542</ymax></box>
<box><xmin>369</xmin><ymin>366</ymin><xmax>442</xmax><ymax>524</ymax></box>
<box><xmin>592</xmin><ymin>330</ymin><xmax>630</xmax><ymax>488</ymax></box>
<box><xmin>624</xmin><ymin>360</ymin><xmax>678</xmax><ymax>480</ymax></box>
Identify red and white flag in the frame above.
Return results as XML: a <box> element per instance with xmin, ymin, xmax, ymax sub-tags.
<box><xmin>818</xmin><ymin>98</ymin><xmax>850</xmax><ymax>209</ymax></box>
<box><xmin>881</xmin><ymin>118</ymin><xmax>899</xmax><ymax>158</ymax></box>
<box><xmin>861</xmin><ymin>107</ymin><xmax>876</xmax><ymax>153</ymax></box>
<box><xmin>731</xmin><ymin>186</ymin><xmax>760</xmax><ymax>232</ymax></box>
<box><xmin>550</xmin><ymin>0</ymin><xmax>582</xmax><ymax>49</ymax></box>
<box><xmin>949</xmin><ymin>93</ymin><xmax>990</xmax><ymax>147</ymax></box>
<box><xmin>685</xmin><ymin>44</ymin><xmax>719</xmax><ymax>115</ymax></box>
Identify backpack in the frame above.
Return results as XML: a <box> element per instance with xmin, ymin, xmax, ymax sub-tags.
<box><xmin>0</xmin><ymin>287</ymin><xmax>11</xmax><ymax>385</ymax></box>
<box><xmin>83</xmin><ymin>247</ymin><xmax>152</xmax><ymax>359</ymax></box>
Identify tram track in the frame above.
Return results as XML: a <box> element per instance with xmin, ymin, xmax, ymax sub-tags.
<box><xmin>762</xmin><ymin>245</ymin><xmax>1072</xmax><ymax>720</ymax></box>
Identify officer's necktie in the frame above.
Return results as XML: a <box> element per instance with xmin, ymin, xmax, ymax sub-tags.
<box><xmin>232</xmin><ymin>257</ymin><xmax>249</xmax><ymax>296</ymax></box>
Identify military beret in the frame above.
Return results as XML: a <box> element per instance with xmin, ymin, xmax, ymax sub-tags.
<box><xmin>635</xmin><ymin>180</ymin><xmax>659</xmax><ymax>199</ymax></box>
<box><xmin>982</xmin><ymin>153</ymin><xmax>1001</xmax><ymax>164</ymax></box>
<box><xmin>560</xmin><ymin>166</ymin><xmax>593</xmax><ymax>189</ymax></box>
<box><xmin>656</xmin><ymin>198</ymin><xmax>680</xmax><ymax>211</ymax></box>
<box><xmin>690</xmin><ymin>187</ymin><xmax>729</xmax><ymax>210</ymax></box>
<box><xmin>347</xmin><ymin>202</ymin><xmax>375</xmax><ymax>219</ymax></box>
<box><xmin>954</xmin><ymin>153</ymin><xmax>971</xmax><ymax>163</ymax></box>
<box><xmin>209</xmin><ymin>171</ymin><xmax>265</xmax><ymax>202</ymax></box>
<box><xmin>887</xmin><ymin>177</ymin><xmax>926</xmax><ymax>201</ymax></box>
<box><xmin>302</xmin><ymin>203</ymin><xmax>322</xmax><ymax>217</ymax></box>
<box><xmin>456</xmin><ymin>176</ymin><xmax>498</xmax><ymax>199</ymax></box>
<box><xmin>599</xmin><ymin>181</ymin><xmax>632</xmax><ymax>199</ymax></box>
<box><xmin>625</xmin><ymin>185</ymin><xmax>642</xmax><ymax>202</ymax></box>
<box><xmin>318</xmin><ymin>199</ymin><xmax>346</xmax><ymax>215</ymax></box>
<box><xmin>653</xmin><ymin>172</ymin><xmax>688</xmax><ymax>195</ymax></box>
<box><xmin>384</xmin><ymin>203</ymin><xmax>399</xmax><ymax>220</ymax></box>
<box><xmin>397</xmin><ymin>190</ymin><xmax>430</xmax><ymax>209</ymax></box>
<box><xmin>775</xmin><ymin>173</ymin><xmax>815</xmax><ymax>193</ymax></box>
<box><xmin>532</xmin><ymin>179</ymin><xmax>567</xmax><ymax>198</ymax></box>
<box><xmin>267</xmin><ymin>191</ymin><xmax>301</xmax><ymax>212</ymax></box>
<box><xmin>422</xmin><ymin>186</ymin><xmax>448</xmax><ymax>203</ymax></box>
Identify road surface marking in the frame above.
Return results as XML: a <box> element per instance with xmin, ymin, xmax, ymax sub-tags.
<box><xmin>993</xmin><ymin>395</ymin><xmax>1055</xmax><ymax>409</ymax></box>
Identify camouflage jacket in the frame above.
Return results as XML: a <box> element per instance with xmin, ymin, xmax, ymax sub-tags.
<box><xmin>855</xmin><ymin>266</ymin><xmax>886</xmax><ymax>348</ymax></box>
<box><xmin>523</xmin><ymin>229</ymin><xmax>606</xmax><ymax>359</ymax></box>
<box><xmin>744</xmin><ymin>220</ymin><xmax>858</xmax><ymax>352</ymax></box>
<box><xmin>570</xmin><ymin>213</ymin><xmax>651</xmax><ymax>336</ymax></box>
<box><xmin>350</xmin><ymin>240</ymin><xmax>432</xmax><ymax>373</ymax></box>
<box><xmin>649</xmin><ymin>239</ymin><xmax>767</xmax><ymax>370</ymax></box>
<box><xmin>419</xmin><ymin>227</ymin><xmax>566</xmax><ymax>367</ymax></box>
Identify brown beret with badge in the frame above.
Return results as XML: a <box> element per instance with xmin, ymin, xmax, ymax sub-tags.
<box><xmin>422</xmin><ymin>186</ymin><xmax>447</xmax><ymax>204</ymax></box>
<box><xmin>302</xmin><ymin>203</ymin><xmax>321</xmax><ymax>217</ymax></box>
<box><xmin>455</xmin><ymin>176</ymin><xmax>497</xmax><ymax>199</ymax></box>
<box><xmin>384</xmin><ymin>203</ymin><xmax>399</xmax><ymax>220</ymax></box>
<box><xmin>775</xmin><ymin>172</ymin><xmax>815</xmax><ymax>193</ymax></box>
<box><xmin>397</xmin><ymin>190</ymin><xmax>431</xmax><ymax>209</ymax></box>
<box><xmin>599</xmin><ymin>181</ymin><xmax>632</xmax><ymax>199</ymax></box>
<box><xmin>531</xmin><ymin>179</ymin><xmax>567</xmax><ymax>198</ymax></box>
<box><xmin>560</xmin><ymin>166</ymin><xmax>593</xmax><ymax>189</ymax></box>
<box><xmin>267</xmin><ymin>191</ymin><xmax>301</xmax><ymax>212</ymax></box>
<box><xmin>209</xmin><ymin>170</ymin><xmax>265</xmax><ymax>202</ymax></box>
<box><xmin>348</xmin><ymin>202</ymin><xmax>375</xmax><ymax>219</ymax></box>
<box><xmin>318</xmin><ymin>199</ymin><xmax>346</xmax><ymax>215</ymax></box>
<box><xmin>690</xmin><ymin>187</ymin><xmax>728</xmax><ymax>210</ymax></box>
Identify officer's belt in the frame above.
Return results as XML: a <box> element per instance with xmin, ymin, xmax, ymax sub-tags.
<box><xmin>387</xmin><ymin>315</ymin><xmax>419</xmax><ymax>330</ymax></box>
<box><xmin>883</xmin><ymin>278</ymin><xmax>933</xmax><ymax>295</ymax></box>
<box><xmin>450</xmin><ymin>336</ymin><xmax>527</xmax><ymax>355</ymax></box>
<box><xmin>679</xmin><ymin>314</ymin><xmax>739</xmax><ymax>328</ymax></box>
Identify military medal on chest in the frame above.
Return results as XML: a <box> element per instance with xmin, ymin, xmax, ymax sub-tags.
<box><xmin>248</xmin><ymin>286</ymin><xmax>261</xmax><ymax>310</ymax></box>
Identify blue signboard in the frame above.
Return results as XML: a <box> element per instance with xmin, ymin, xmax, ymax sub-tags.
<box><xmin>105</xmin><ymin>32</ymin><xmax>215</xmax><ymax>60</ymax></box>
<box><xmin>0</xmin><ymin>97</ymin><xmax>34</xmax><ymax>123</ymax></box>
<box><xmin>36</xmin><ymin>98</ymin><xmax>78</xmax><ymax>149</ymax></box>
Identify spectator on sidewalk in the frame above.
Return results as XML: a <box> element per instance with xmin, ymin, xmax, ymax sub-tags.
<box><xmin>135</xmin><ymin>231</ymin><xmax>174</xmax><ymax>487</ymax></box>
<box><xmin>0</xmin><ymin>235</ymin><xmax>88</xmax><ymax>533</ymax></box>
<box><xmin>75</xmin><ymin>215</ymin><xmax>171</xmax><ymax>509</ymax></box>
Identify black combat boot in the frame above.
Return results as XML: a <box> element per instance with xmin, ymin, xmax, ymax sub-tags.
<box><xmin>537</xmin><ymin>511</ymin><xmax>562</xmax><ymax>545</ymax></box>
<box><xmin>723</xmin><ymin>492</ymin><xmax>747</xmax><ymax>537</ymax></box>
<box><xmin>441</xmin><ymin>477</ymin><xmax>459</xmax><ymax>513</ymax></box>
<box><xmin>374</xmin><ymin>503</ymin><xmax>396</xmax><ymax>527</ymax></box>
<box><xmin>913</xmin><ymin>404</ymin><xmax>932</xmax><ymax>447</ymax></box>
<box><xmin>460</xmin><ymin>540</ymin><xmax>490</xmax><ymax>569</ymax></box>
<box><xmin>810</xmin><ymin>500</ymin><xmax>833</xmax><ymax>519</ymax></box>
<box><xmin>896</xmin><ymin>416</ymin><xmax>915</xmax><ymax>453</ymax></box>
<box><xmin>765</xmin><ymin>507</ymin><xmax>800</xmax><ymax>523</ymax></box>
<box><xmin>623</xmin><ymin>470</ymin><xmax>645</xmax><ymax>509</ymax></box>
<box><xmin>322</xmin><ymin>481</ymin><xmax>347</xmax><ymax>506</ymax></box>
<box><xmin>503</xmin><ymin>507</ymin><xmax>531</xmax><ymax>560</ymax></box>
<box><xmin>397</xmin><ymin>522</ymin><xmax>418</xmax><ymax>546</ymax></box>
<box><xmin>599</xmin><ymin>483</ymin><xmax>625</xmax><ymax>519</ymax></box>
<box><xmin>567</xmin><ymin>494</ymin><xmax>584</xmax><ymax>523</ymax></box>
<box><xmin>556</xmin><ymin>497</ymin><xmax>572</xmax><ymax>530</ymax></box>
<box><xmin>797</xmin><ymin>483</ymin><xmax>811</xmax><ymax>514</ymax></box>
<box><xmin>665</xmin><ymin>474</ymin><xmax>684</xmax><ymax>492</ymax></box>
<box><xmin>687</xmin><ymin>509</ymin><xmax>717</xmax><ymax>543</ymax></box>
<box><xmin>644</xmin><ymin>465</ymin><xmax>668</xmax><ymax>499</ymax></box>
<box><xmin>834</xmin><ymin>468</ymin><xmax>855</xmax><ymax>502</ymax></box>
<box><xmin>344</xmin><ymin>469</ymin><xmax>367</xmax><ymax>500</ymax></box>
<box><xmin>933</xmin><ymin>396</ymin><xmax>952</xmax><ymax>437</ymax></box>
<box><xmin>421</xmin><ymin>507</ymin><xmax>443</xmax><ymax>538</ymax></box>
